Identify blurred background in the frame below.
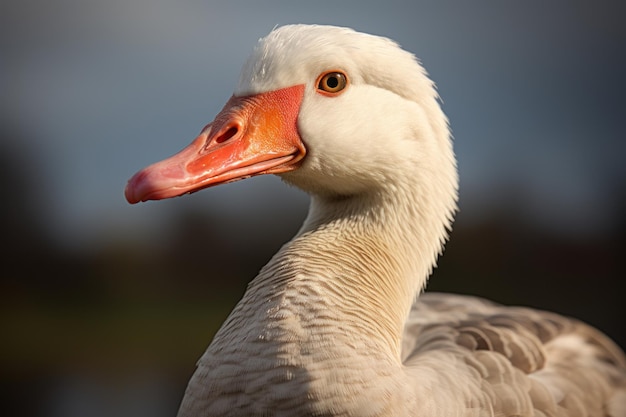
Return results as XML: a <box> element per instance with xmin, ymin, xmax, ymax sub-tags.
<box><xmin>1</xmin><ymin>1</ymin><xmax>625</xmax><ymax>416</ymax></box>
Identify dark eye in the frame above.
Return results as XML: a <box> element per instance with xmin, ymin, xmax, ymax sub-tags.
<box><xmin>317</xmin><ymin>71</ymin><xmax>348</xmax><ymax>94</ymax></box>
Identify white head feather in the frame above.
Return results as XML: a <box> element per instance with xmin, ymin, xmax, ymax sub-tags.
<box><xmin>238</xmin><ymin>24</ymin><xmax>456</xmax><ymax>207</ymax></box>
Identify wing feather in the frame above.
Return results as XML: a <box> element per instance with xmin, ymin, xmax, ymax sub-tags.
<box><xmin>403</xmin><ymin>292</ymin><xmax>626</xmax><ymax>416</ymax></box>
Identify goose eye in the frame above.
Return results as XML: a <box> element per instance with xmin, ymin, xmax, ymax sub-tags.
<box><xmin>317</xmin><ymin>71</ymin><xmax>348</xmax><ymax>94</ymax></box>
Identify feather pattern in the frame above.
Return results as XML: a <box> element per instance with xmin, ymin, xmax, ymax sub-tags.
<box><xmin>404</xmin><ymin>293</ymin><xmax>626</xmax><ymax>416</ymax></box>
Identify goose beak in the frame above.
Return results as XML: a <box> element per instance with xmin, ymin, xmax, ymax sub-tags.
<box><xmin>125</xmin><ymin>84</ymin><xmax>306</xmax><ymax>203</ymax></box>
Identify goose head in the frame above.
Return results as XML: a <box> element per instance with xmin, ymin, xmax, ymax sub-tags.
<box><xmin>125</xmin><ymin>24</ymin><xmax>457</xmax><ymax>228</ymax></box>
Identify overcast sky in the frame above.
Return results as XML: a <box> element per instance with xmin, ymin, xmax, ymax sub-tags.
<box><xmin>2</xmin><ymin>0</ymin><xmax>625</xmax><ymax>250</ymax></box>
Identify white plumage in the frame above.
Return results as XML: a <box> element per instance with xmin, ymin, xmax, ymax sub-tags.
<box><xmin>126</xmin><ymin>24</ymin><xmax>626</xmax><ymax>417</ymax></box>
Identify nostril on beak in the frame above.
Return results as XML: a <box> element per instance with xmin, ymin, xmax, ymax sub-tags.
<box><xmin>215</xmin><ymin>126</ymin><xmax>239</xmax><ymax>144</ymax></box>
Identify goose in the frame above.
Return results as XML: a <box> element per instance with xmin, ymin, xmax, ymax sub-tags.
<box><xmin>125</xmin><ymin>24</ymin><xmax>626</xmax><ymax>417</ymax></box>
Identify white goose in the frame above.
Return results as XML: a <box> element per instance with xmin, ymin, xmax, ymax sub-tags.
<box><xmin>125</xmin><ymin>25</ymin><xmax>626</xmax><ymax>417</ymax></box>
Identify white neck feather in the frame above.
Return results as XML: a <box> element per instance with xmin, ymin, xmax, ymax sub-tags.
<box><xmin>286</xmin><ymin>186</ymin><xmax>447</xmax><ymax>357</ymax></box>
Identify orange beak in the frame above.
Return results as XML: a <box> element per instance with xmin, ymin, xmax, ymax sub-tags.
<box><xmin>125</xmin><ymin>84</ymin><xmax>306</xmax><ymax>203</ymax></box>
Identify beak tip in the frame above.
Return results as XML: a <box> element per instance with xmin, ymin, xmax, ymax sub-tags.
<box><xmin>124</xmin><ymin>163</ymin><xmax>189</xmax><ymax>204</ymax></box>
<box><xmin>125</xmin><ymin>170</ymin><xmax>149</xmax><ymax>204</ymax></box>
<box><xmin>124</xmin><ymin>180</ymin><xmax>140</xmax><ymax>204</ymax></box>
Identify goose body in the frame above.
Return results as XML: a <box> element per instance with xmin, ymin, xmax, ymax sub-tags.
<box><xmin>125</xmin><ymin>25</ymin><xmax>626</xmax><ymax>417</ymax></box>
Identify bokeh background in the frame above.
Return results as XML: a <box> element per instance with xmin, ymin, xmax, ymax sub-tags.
<box><xmin>2</xmin><ymin>1</ymin><xmax>625</xmax><ymax>416</ymax></box>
